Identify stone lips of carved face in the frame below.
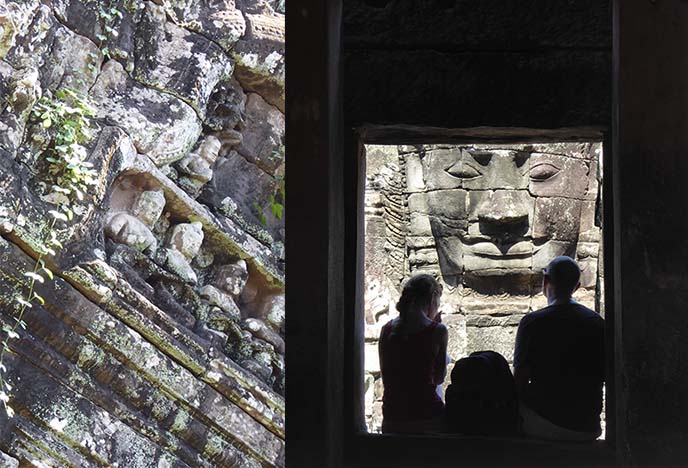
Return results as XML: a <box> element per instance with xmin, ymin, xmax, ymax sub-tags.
<box><xmin>421</xmin><ymin>147</ymin><xmax>592</xmax><ymax>283</ymax></box>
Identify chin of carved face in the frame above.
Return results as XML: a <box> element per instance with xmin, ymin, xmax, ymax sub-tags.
<box><xmin>421</xmin><ymin>147</ymin><xmax>591</xmax><ymax>286</ymax></box>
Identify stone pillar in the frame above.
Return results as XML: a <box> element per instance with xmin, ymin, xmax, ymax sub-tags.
<box><xmin>285</xmin><ymin>0</ymin><xmax>344</xmax><ymax>466</ymax></box>
<box><xmin>615</xmin><ymin>0</ymin><xmax>688</xmax><ymax>463</ymax></box>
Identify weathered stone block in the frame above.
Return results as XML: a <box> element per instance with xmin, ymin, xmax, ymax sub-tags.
<box><xmin>200</xmin><ymin>285</ymin><xmax>241</xmax><ymax>320</ymax></box>
<box><xmin>443</xmin><ymin>313</ymin><xmax>467</xmax><ymax>362</ymax></box>
<box><xmin>3</xmin><ymin>4</ymin><xmax>55</xmax><ymax>68</ymax></box>
<box><xmin>466</xmin><ymin>189</ymin><xmax>534</xmax><ymax>226</ymax></box>
<box><xmin>408</xmin><ymin>247</ymin><xmax>438</xmax><ymax>266</ymax></box>
<box><xmin>206</xmin><ymin>78</ymin><xmax>246</xmax><ymax>133</ymax></box>
<box><xmin>460</xmin><ymin>296</ymin><xmax>531</xmax><ymax>316</ymax></box>
<box><xmin>131</xmin><ymin>189</ymin><xmax>166</xmax><ymax>228</ymax></box>
<box><xmin>466</xmin><ymin>325</ymin><xmax>518</xmax><ymax>362</ymax></box>
<box><xmin>462</xmin><ymin>249</ymin><xmax>532</xmax><ymax>274</ymax></box>
<box><xmin>461</xmin><ymin>150</ymin><xmax>530</xmax><ymax>191</ymax></box>
<box><xmin>214</xmin><ymin>260</ymin><xmax>249</xmax><ymax>297</ymax></box>
<box><xmin>407</xmin><ymin>192</ymin><xmax>429</xmax><ymax>214</ymax></box>
<box><xmin>579</xmin><ymin>200</ymin><xmax>598</xmax><ymax>234</ymax></box>
<box><xmin>528</xmin><ymin>153</ymin><xmax>590</xmax><ymax>198</ymax></box>
<box><xmin>365</xmin><ymin>215</ymin><xmax>386</xmax><ymax>239</ymax></box>
<box><xmin>433</xmin><ymin>235</ymin><xmax>464</xmax><ymax>278</ymax></box>
<box><xmin>242</xmin><ymin>318</ymin><xmax>284</xmax><ymax>354</ymax></box>
<box><xmin>408</xmin><ymin>212</ymin><xmax>432</xmax><ymax>236</ymax></box>
<box><xmin>422</xmin><ymin>148</ymin><xmax>464</xmax><ymax>190</ymax></box>
<box><xmin>0</xmin><ymin>4</ymin><xmax>19</xmax><ymax>61</ymax></box>
<box><xmin>237</xmin><ymin>93</ymin><xmax>285</xmax><ymax>175</ymax></box>
<box><xmin>90</xmin><ymin>60</ymin><xmax>202</xmax><ymax>166</ymax></box>
<box><xmin>466</xmin><ymin>314</ymin><xmax>525</xmax><ymax>328</ymax></box>
<box><xmin>0</xmin><ymin>451</ymin><xmax>18</xmax><ymax>468</ymax></box>
<box><xmin>133</xmin><ymin>4</ymin><xmax>233</xmax><ymax>117</ymax></box>
<box><xmin>573</xmin><ymin>288</ymin><xmax>596</xmax><ymax>310</ymax></box>
<box><xmin>231</xmin><ymin>10</ymin><xmax>284</xmax><ymax>111</ymax></box>
<box><xmin>579</xmin><ymin>257</ymin><xmax>598</xmax><ymax>289</ymax></box>
<box><xmin>366</xmin><ymin>145</ymin><xmax>399</xmax><ymax>177</ymax></box>
<box><xmin>406</xmin><ymin>236</ymin><xmax>436</xmax><ymax>249</ymax></box>
<box><xmin>426</xmin><ymin>190</ymin><xmax>468</xmax><ymax>236</ymax></box>
<box><xmin>240</xmin><ymin>357</ymin><xmax>273</xmax><ymax>382</ymax></box>
<box><xmin>43</xmin><ymin>25</ymin><xmax>102</xmax><ymax>93</ymax></box>
<box><xmin>258</xmin><ymin>293</ymin><xmax>284</xmax><ymax>332</ymax></box>
<box><xmin>105</xmin><ymin>212</ymin><xmax>158</xmax><ymax>253</ymax></box>
<box><xmin>177</xmin><ymin>136</ymin><xmax>222</xmax><ymax>196</ymax></box>
<box><xmin>533</xmin><ymin>197</ymin><xmax>583</xmax><ymax>242</ymax></box>
<box><xmin>199</xmin><ymin>150</ymin><xmax>280</xmax><ymax>234</ymax></box>
<box><xmin>533</xmin><ymin>240</ymin><xmax>575</xmax><ymax>272</ymax></box>
<box><xmin>167</xmin><ymin>221</ymin><xmax>204</xmax><ymax>260</ymax></box>
<box><xmin>577</xmin><ymin>241</ymin><xmax>600</xmax><ymax>260</ymax></box>
<box><xmin>163</xmin><ymin>248</ymin><xmax>197</xmax><ymax>284</ymax></box>
<box><xmin>584</xmin><ymin>158</ymin><xmax>601</xmax><ymax>200</ymax></box>
<box><xmin>0</xmin><ymin>62</ymin><xmax>29</xmax><ymax>156</ymax></box>
<box><xmin>405</xmin><ymin>152</ymin><xmax>425</xmax><ymax>192</ymax></box>
<box><xmin>165</xmin><ymin>0</ymin><xmax>246</xmax><ymax>51</ymax></box>
<box><xmin>52</xmin><ymin>0</ymin><xmax>144</xmax><ymax>68</ymax></box>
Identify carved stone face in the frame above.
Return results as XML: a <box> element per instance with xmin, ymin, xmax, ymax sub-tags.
<box><xmin>408</xmin><ymin>146</ymin><xmax>595</xmax><ymax>292</ymax></box>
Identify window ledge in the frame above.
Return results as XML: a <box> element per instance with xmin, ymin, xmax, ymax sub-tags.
<box><xmin>346</xmin><ymin>432</ymin><xmax>614</xmax><ymax>467</ymax></box>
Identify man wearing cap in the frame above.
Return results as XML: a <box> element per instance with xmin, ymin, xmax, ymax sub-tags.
<box><xmin>514</xmin><ymin>256</ymin><xmax>605</xmax><ymax>441</ymax></box>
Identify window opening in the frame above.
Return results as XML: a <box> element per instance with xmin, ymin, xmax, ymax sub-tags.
<box><xmin>362</xmin><ymin>143</ymin><xmax>605</xmax><ymax>437</ymax></box>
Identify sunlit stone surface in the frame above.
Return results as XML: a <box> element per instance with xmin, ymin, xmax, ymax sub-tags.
<box><xmin>364</xmin><ymin>143</ymin><xmax>603</xmax><ymax>432</ymax></box>
<box><xmin>0</xmin><ymin>0</ymin><xmax>285</xmax><ymax>465</ymax></box>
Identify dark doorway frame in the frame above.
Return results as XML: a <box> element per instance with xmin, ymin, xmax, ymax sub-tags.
<box><xmin>341</xmin><ymin>126</ymin><xmax>617</xmax><ymax>467</ymax></box>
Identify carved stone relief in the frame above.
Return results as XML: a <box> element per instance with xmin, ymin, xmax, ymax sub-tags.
<box><xmin>364</xmin><ymin>143</ymin><xmax>603</xmax><ymax>432</ymax></box>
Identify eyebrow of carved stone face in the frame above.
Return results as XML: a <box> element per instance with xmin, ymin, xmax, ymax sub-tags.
<box><xmin>468</xmin><ymin>150</ymin><xmax>493</xmax><ymax>166</ymax></box>
<box><xmin>514</xmin><ymin>151</ymin><xmax>529</xmax><ymax>168</ymax></box>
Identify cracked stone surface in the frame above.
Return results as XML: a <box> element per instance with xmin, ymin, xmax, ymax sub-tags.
<box><xmin>90</xmin><ymin>59</ymin><xmax>203</xmax><ymax>166</ymax></box>
<box><xmin>0</xmin><ymin>1</ymin><xmax>284</xmax><ymax>466</ymax></box>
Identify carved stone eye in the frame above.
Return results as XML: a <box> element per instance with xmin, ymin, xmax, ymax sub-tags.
<box><xmin>446</xmin><ymin>162</ymin><xmax>481</xmax><ymax>179</ymax></box>
<box><xmin>530</xmin><ymin>163</ymin><xmax>560</xmax><ymax>181</ymax></box>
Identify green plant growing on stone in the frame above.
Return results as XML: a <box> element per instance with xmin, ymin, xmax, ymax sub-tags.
<box><xmin>252</xmin><ymin>201</ymin><xmax>267</xmax><ymax>226</ymax></box>
<box><xmin>123</xmin><ymin>0</ymin><xmax>141</xmax><ymax>14</ymax></box>
<box><xmin>95</xmin><ymin>3</ymin><xmax>123</xmax><ymax>60</ymax></box>
<box><xmin>32</xmin><ymin>88</ymin><xmax>98</xmax><ymax>203</ymax></box>
<box><xmin>269</xmin><ymin>144</ymin><xmax>285</xmax><ymax>162</ymax></box>
<box><xmin>0</xmin><ymin>87</ymin><xmax>98</xmax><ymax>419</ymax></box>
<box><xmin>269</xmin><ymin>176</ymin><xmax>285</xmax><ymax>221</ymax></box>
<box><xmin>252</xmin><ymin>177</ymin><xmax>285</xmax><ymax>227</ymax></box>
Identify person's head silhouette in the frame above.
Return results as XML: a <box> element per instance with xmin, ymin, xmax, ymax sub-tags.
<box><xmin>542</xmin><ymin>256</ymin><xmax>581</xmax><ymax>301</ymax></box>
<box><xmin>396</xmin><ymin>274</ymin><xmax>442</xmax><ymax>322</ymax></box>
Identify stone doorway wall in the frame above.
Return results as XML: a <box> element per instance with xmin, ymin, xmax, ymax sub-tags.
<box><xmin>363</xmin><ymin>143</ymin><xmax>603</xmax><ymax>433</ymax></box>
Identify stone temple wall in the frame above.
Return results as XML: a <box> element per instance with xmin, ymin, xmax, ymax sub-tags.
<box><xmin>0</xmin><ymin>1</ymin><xmax>285</xmax><ymax>466</ymax></box>
<box><xmin>364</xmin><ymin>143</ymin><xmax>603</xmax><ymax>432</ymax></box>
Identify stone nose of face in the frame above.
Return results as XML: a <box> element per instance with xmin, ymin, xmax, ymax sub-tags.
<box><xmin>477</xmin><ymin>190</ymin><xmax>529</xmax><ymax>226</ymax></box>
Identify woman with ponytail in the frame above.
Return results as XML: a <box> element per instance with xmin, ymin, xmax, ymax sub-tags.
<box><xmin>379</xmin><ymin>274</ymin><xmax>448</xmax><ymax>433</ymax></box>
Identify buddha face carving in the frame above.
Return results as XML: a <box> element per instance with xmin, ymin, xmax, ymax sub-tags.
<box><xmin>407</xmin><ymin>146</ymin><xmax>596</xmax><ymax>292</ymax></box>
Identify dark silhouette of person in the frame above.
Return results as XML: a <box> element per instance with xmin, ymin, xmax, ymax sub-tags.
<box><xmin>444</xmin><ymin>350</ymin><xmax>520</xmax><ymax>435</ymax></box>
<box><xmin>514</xmin><ymin>256</ymin><xmax>605</xmax><ymax>441</ymax></box>
<box><xmin>378</xmin><ymin>274</ymin><xmax>448</xmax><ymax>433</ymax></box>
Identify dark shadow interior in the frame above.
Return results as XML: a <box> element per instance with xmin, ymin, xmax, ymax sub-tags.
<box><xmin>286</xmin><ymin>1</ymin><xmax>688</xmax><ymax>467</ymax></box>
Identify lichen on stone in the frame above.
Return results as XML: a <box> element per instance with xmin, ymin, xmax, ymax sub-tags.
<box><xmin>0</xmin><ymin>0</ymin><xmax>285</xmax><ymax>465</ymax></box>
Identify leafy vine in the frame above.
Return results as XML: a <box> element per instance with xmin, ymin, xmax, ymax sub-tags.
<box><xmin>253</xmin><ymin>176</ymin><xmax>285</xmax><ymax>227</ymax></box>
<box><xmin>94</xmin><ymin>3</ymin><xmax>123</xmax><ymax>61</ymax></box>
<box><xmin>0</xmin><ymin>87</ymin><xmax>97</xmax><ymax>418</ymax></box>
